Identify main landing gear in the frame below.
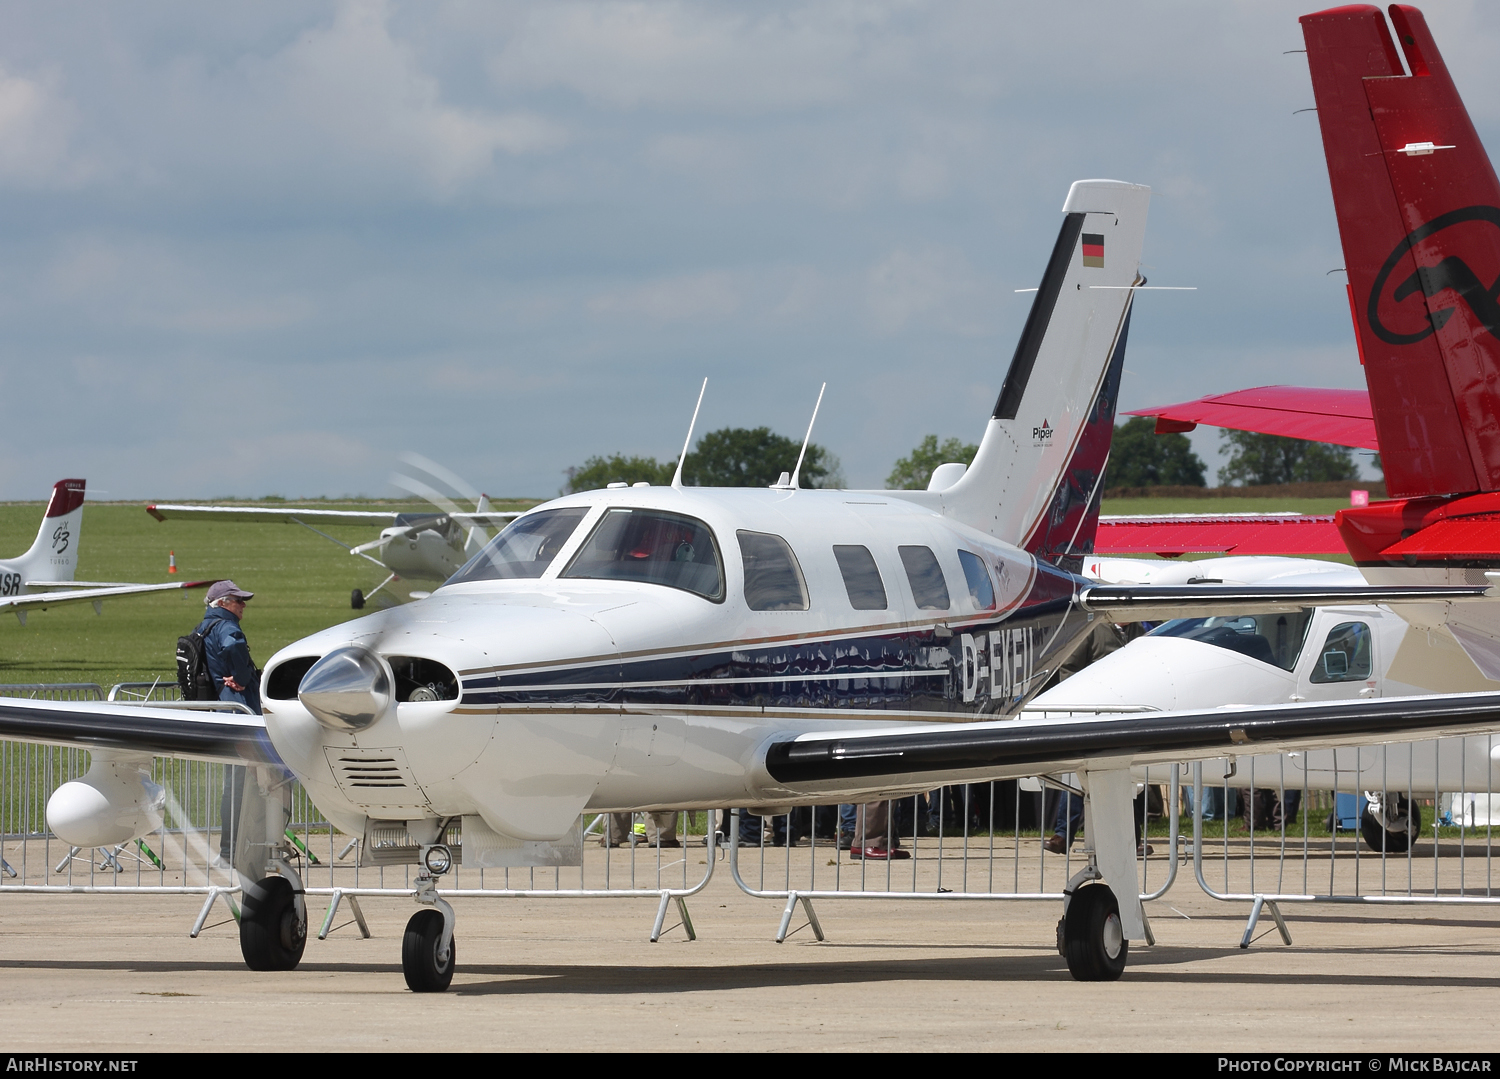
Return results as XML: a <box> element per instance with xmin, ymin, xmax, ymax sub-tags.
<box><xmin>1361</xmin><ymin>793</ymin><xmax>1421</xmax><ymax>854</ymax></box>
<box><xmin>236</xmin><ymin>767</ymin><xmax>309</xmax><ymax>973</ymax></box>
<box><xmin>241</xmin><ymin>874</ymin><xmax>307</xmax><ymax>971</ymax></box>
<box><xmin>1058</xmin><ymin>879</ymin><xmax>1128</xmax><ymax>981</ymax></box>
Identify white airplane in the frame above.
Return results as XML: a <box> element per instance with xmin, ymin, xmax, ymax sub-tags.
<box><xmin>1041</xmin><ymin>554</ymin><xmax>1499</xmax><ymax>849</ymax></box>
<box><xmin>147</xmin><ymin>487</ymin><xmax>520</xmax><ymax>608</ymax></box>
<box><xmin>0</xmin><ymin>478</ymin><xmax>215</xmax><ymax>625</ymax></box>
<box><xmin>5</xmin><ymin>180</ymin><xmax>1500</xmax><ymax>993</ymax></box>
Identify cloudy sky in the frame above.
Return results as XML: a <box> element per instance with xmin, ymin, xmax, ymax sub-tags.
<box><xmin>0</xmin><ymin>0</ymin><xmax>1496</xmax><ymax>501</ymax></box>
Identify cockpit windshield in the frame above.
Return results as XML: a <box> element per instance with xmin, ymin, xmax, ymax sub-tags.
<box><xmin>445</xmin><ymin>507</ymin><xmax>588</xmax><ymax>585</ymax></box>
<box><xmin>562</xmin><ymin>508</ymin><xmax>724</xmax><ymax>601</ymax></box>
<box><xmin>1147</xmin><ymin>609</ymin><xmax>1314</xmax><ymax>672</ymax></box>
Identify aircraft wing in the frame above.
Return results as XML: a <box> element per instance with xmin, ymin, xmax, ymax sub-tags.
<box><xmin>1123</xmin><ymin>385</ymin><xmax>1377</xmax><ymax>450</ymax></box>
<box><xmin>0</xmin><ymin>696</ymin><xmax>277</xmax><ymax>767</ymax></box>
<box><xmin>449</xmin><ymin>512</ymin><xmax>522</xmax><ymax>528</ymax></box>
<box><xmin>0</xmin><ymin>579</ymin><xmax>216</xmax><ymax>614</ymax></box>
<box><xmin>1074</xmin><ymin>581</ymin><xmax>1487</xmax><ymax>622</ymax></box>
<box><xmin>146</xmin><ymin>504</ymin><xmax>402</xmax><ymax>525</ymax></box>
<box><xmin>764</xmin><ymin>691</ymin><xmax>1500</xmax><ymax>788</ymax></box>
<box><xmin>1095</xmin><ymin>513</ymin><xmax>1344</xmax><ymax>557</ymax></box>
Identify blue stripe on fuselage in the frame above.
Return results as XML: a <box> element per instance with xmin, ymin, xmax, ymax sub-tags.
<box><xmin>459</xmin><ymin>565</ymin><xmax>1081</xmax><ymax>716</ymax></box>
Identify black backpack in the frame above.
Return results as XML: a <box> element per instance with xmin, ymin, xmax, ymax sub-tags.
<box><xmin>176</xmin><ymin>622</ymin><xmax>216</xmax><ymax>701</ymax></box>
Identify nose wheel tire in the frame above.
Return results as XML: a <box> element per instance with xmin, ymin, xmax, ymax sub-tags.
<box><xmin>1062</xmin><ymin>883</ymin><xmax>1128</xmax><ymax>982</ymax></box>
<box><xmin>403</xmin><ymin>909</ymin><xmax>456</xmax><ymax>993</ymax></box>
<box><xmin>1361</xmin><ymin>798</ymin><xmax>1420</xmax><ymax>854</ymax></box>
<box><xmin>350</xmin><ymin>588</ymin><xmax>365</xmax><ymax>610</ymax></box>
<box><xmin>240</xmin><ymin>876</ymin><xmax>307</xmax><ymax>971</ymax></box>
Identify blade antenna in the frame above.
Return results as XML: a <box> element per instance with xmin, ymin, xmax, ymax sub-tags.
<box><xmin>671</xmin><ymin>379</ymin><xmax>708</xmax><ymax>490</ymax></box>
<box><xmin>791</xmin><ymin>382</ymin><xmax>826</xmax><ymax>490</ymax></box>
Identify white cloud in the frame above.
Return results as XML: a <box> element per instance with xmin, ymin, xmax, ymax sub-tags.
<box><xmin>0</xmin><ymin>64</ymin><xmax>84</xmax><ymax>187</ymax></box>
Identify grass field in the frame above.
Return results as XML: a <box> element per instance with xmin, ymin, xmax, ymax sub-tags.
<box><xmin>0</xmin><ymin>498</ymin><xmax>537</xmax><ymax>687</ymax></box>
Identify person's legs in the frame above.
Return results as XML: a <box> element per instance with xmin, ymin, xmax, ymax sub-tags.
<box><xmin>601</xmin><ymin>812</ymin><xmax>633</xmax><ymax>846</ymax></box>
<box><xmin>646</xmin><ymin>811</ymin><xmax>679</xmax><ymax>846</ymax></box>
<box><xmin>219</xmin><ymin>765</ymin><xmax>245</xmax><ymax>862</ymax></box>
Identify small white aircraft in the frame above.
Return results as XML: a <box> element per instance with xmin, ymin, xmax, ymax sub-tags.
<box><xmin>147</xmin><ymin>477</ymin><xmax>521</xmax><ymax>608</ymax></box>
<box><xmin>6</xmin><ymin>180</ymin><xmax>1500</xmax><ymax>992</ymax></box>
<box><xmin>1043</xmin><ymin>554</ymin><xmax>1498</xmax><ymax>849</ymax></box>
<box><xmin>0</xmin><ymin>478</ymin><xmax>214</xmax><ymax>625</ymax></box>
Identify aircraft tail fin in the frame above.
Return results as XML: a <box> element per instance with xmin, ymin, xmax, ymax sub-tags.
<box><xmin>17</xmin><ymin>479</ymin><xmax>85</xmax><ymax>583</ymax></box>
<box><xmin>1303</xmin><ymin>4</ymin><xmax>1500</xmax><ymax>498</ymax></box>
<box><xmin>940</xmin><ymin>180</ymin><xmax>1149</xmax><ymax>574</ymax></box>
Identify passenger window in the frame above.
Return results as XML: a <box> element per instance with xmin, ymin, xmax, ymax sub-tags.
<box><xmin>739</xmin><ymin>531</ymin><xmax>809</xmax><ymax>611</ymax></box>
<box><xmin>562</xmin><ymin>509</ymin><xmax>724</xmax><ymax>601</ymax></box>
<box><xmin>957</xmin><ymin>550</ymin><xmax>995</xmax><ymax>610</ymax></box>
<box><xmin>833</xmin><ymin>545</ymin><xmax>887</xmax><ymax>611</ymax></box>
<box><xmin>898</xmin><ymin>545</ymin><xmax>950</xmax><ymax>611</ymax></box>
<box><xmin>1309</xmin><ymin>621</ymin><xmax>1373</xmax><ymax>684</ymax></box>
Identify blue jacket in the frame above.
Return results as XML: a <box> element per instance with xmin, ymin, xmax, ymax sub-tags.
<box><xmin>196</xmin><ymin>605</ymin><xmax>262</xmax><ymax>715</ymax></box>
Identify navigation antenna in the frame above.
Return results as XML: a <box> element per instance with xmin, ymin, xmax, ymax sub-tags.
<box><xmin>670</xmin><ymin>378</ymin><xmax>708</xmax><ymax>490</ymax></box>
<box><xmin>785</xmin><ymin>382</ymin><xmax>826</xmax><ymax>491</ymax></box>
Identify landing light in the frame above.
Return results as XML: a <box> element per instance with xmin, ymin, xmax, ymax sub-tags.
<box><xmin>422</xmin><ymin>844</ymin><xmax>453</xmax><ymax>875</ymax></box>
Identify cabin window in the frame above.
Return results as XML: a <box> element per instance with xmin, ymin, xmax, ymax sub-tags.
<box><xmin>446</xmin><ymin>507</ymin><xmax>588</xmax><ymax>585</ymax></box>
<box><xmin>899</xmin><ymin>545</ymin><xmax>950</xmax><ymax>611</ymax></box>
<box><xmin>1309</xmin><ymin>621</ymin><xmax>1373</xmax><ymax>684</ymax></box>
<box><xmin>739</xmin><ymin>531</ymin><xmax>809</xmax><ymax>611</ymax></box>
<box><xmin>563</xmin><ymin>509</ymin><xmax>724</xmax><ymax>601</ymax></box>
<box><xmin>957</xmin><ymin>550</ymin><xmax>996</xmax><ymax>610</ymax></box>
<box><xmin>833</xmin><ymin>544</ymin><xmax>887</xmax><ymax>611</ymax></box>
<box><xmin>1149</xmin><ymin>609</ymin><xmax>1314</xmax><ymax>672</ymax></box>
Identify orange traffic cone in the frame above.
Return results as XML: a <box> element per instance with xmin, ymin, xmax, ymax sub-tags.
<box><xmin>168</xmin><ymin>550</ymin><xmax>177</xmax><ymax>575</ymax></box>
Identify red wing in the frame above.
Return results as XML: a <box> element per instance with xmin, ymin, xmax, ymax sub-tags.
<box><xmin>1124</xmin><ymin>385</ymin><xmax>1377</xmax><ymax>450</ymax></box>
<box><xmin>1096</xmin><ymin>514</ymin><xmax>1346</xmax><ymax>557</ymax></box>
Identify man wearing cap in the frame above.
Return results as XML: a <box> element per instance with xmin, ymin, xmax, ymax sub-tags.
<box><xmin>197</xmin><ymin>580</ymin><xmax>259</xmax><ymax>865</ymax></box>
<box><xmin>199</xmin><ymin>580</ymin><xmax>261</xmax><ymax>713</ymax></box>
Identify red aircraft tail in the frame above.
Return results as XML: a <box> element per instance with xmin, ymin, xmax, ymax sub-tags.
<box><xmin>1303</xmin><ymin>4</ymin><xmax>1500</xmax><ymax>499</ymax></box>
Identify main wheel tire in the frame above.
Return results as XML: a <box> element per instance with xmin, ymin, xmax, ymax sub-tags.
<box><xmin>239</xmin><ymin>876</ymin><xmax>307</xmax><ymax>972</ymax></box>
<box><xmin>351</xmin><ymin>588</ymin><xmax>365</xmax><ymax>610</ymax></box>
<box><xmin>1360</xmin><ymin>799</ymin><xmax>1421</xmax><ymax>854</ymax></box>
<box><xmin>1062</xmin><ymin>883</ymin><xmax>1128</xmax><ymax>981</ymax></box>
<box><xmin>402</xmin><ymin>909</ymin><xmax>456</xmax><ymax>993</ymax></box>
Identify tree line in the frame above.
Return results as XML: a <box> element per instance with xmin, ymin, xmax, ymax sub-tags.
<box><xmin>565</xmin><ymin>419</ymin><xmax>1366</xmax><ymax>493</ymax></box>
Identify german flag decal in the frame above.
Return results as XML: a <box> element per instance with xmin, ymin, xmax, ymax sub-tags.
<box><xmin>1081</xmin><ymin>233</ymin><xmax>1104</xmax><ymax>268</ymax></box>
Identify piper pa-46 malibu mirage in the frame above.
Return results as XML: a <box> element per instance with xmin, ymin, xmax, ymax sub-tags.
<box><xmin>9</xmin><ymin>179</ymin><xmax>1500</xmax><ymax>992</ymax></box>
<box><xmin>0</xmin><ymin>478</ymin><xmax>214</xmax><ymax>624</ymax></box>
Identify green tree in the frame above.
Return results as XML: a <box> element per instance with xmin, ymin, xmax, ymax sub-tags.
<box><xmin>1105</xmin><ymin>417</ymin><xmax>1207</xmax><ymax>488</ymax></box>
<box><xmin>683</xmin><ymin>427</ymin><xmax>831</xmax><ymax>488</ymax></box>
<box><xmin>564</xmin><ymin>427</ymin><xmax>834</xmax><ymax>493</ymax></box>
<box><xmin>886</xmin><ymin>435</ymin><xmax>979</xmax><ymax>490</ymax></box>
<box><xmin>564</xmin><ymin>454</ymin><xmax>675</xmax><ymax>494</ymax></box>
<box><xmin>1216</xmin><ymin>429</ymin><xmax>1359</xmax><ymax>486</ymax></box>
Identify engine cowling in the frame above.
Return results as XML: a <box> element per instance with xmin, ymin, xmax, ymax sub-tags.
<box><xmin>47</xmin><ymin>752</ymin><xmax>165</xmax><ymax>849</ymax></box>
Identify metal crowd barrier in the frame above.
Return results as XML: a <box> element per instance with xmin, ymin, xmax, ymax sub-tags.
<box><xmin>306</xmin><ymin>813</ymin><xmax>717</xmax><ymax>945</ymax></box>
<box><xmin>1185</xmin><ymin>735</ymin><xmax>1500</xmax><ymax>948</ymax></box>
<box><xmin>0</xmin><ymin>681</ymin><xmax>718</xmax><ymax>941</ymax></box>
<box><xmin>728</xmin><ymin>766</ymin><xmax>1181</xmax><ymax>942</ymax></box>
